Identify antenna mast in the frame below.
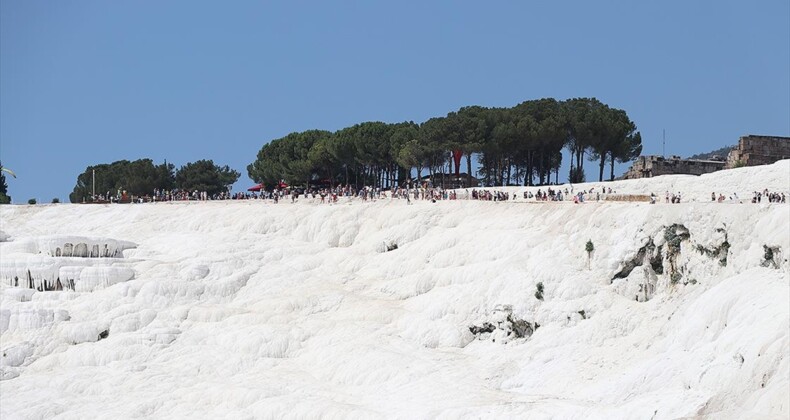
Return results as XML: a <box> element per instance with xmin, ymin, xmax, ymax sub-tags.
<box><xmin>662</xmin><ymin>129</ymin><xmax>666</xmax><ymax>158</ymax></box>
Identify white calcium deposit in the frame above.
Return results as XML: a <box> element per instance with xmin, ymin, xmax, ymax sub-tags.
<box><xmin>0</xmin><ymin>161</ymin><xmax>788</xmax><ymax>419</ymax></box>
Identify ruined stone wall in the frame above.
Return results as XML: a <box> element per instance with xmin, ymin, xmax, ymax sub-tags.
<box><xmin>604</xmin><ymin>194</ymin><xmax>652</xmax><ymax>202</ymax></box>
<box><xmin>726</xmin><ymin>135</ymin><xmax>790</xmax><ymax>168</ymax></box>
<box><xmin>624</xmin><ymin>134</ymin><xmax>789</xmax><ymax>178</ymax></box>
<box><xmin>623</xmin><ymin>156</ymin><xmax>724</xmax><ymax>179</ymax></box>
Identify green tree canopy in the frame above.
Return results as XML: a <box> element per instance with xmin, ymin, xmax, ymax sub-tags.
<box><xmin>175</xmin><ymin>160</ymin><xmax>240</xmax><ymax>196</ymax></box>
<box><xmin>247</xmin><ymin>97</ymin><xmax>642</xmax><ymax>189</ymax></box>
<box><xmin>69</xmin><ymin>159</ymin><xmax>175</xmax><ymax>203</ymax></box>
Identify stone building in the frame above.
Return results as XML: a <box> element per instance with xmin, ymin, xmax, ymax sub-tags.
<box><xmin>623</xmin><ymin>134</ymin><xmax>789</xmax><ymax>179</ymax></box>
<box><xmin>622</xmin><ymin>155</ymin><xmax>725</xmax><ymax>179</ymax></box>
<box><xmin>725</xmin><ymin>135</ymin><xmax>790</xmax><ymax>168</ymax></box>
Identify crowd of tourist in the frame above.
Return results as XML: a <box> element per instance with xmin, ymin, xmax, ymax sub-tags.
<box><xmin>132</xmin><ymin>183</ymin><xmax>620</xmax><ymax>205</ymax></box>
<box><xmin>751</xmin><ymin>189</ymin><xmax>786</xmax><ymax>203</ymax></box>
<box><xmin>93</xmin><ymin>183</ymin><xmax>788</xmax><ymax>206</ymax></box>
<box><xmin>665</xmin><ymin>191</ymin><xmax>682</xmax><ymax>204</ymax></box>
<box><xmin>706</xmin><ymin>190</ymin><xmax>786</xmax><ymax>204</ymax></box>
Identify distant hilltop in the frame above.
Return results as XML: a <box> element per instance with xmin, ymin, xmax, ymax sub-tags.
<box><xmin>623</xmin><ymin>134</ymin><xmax>790</xmax><ymax>179</ymax></box>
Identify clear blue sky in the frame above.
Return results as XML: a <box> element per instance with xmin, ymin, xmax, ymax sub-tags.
<box><xmin>1</xmin><ymin>1</ymin><xmax>788</xmax><ymax>202</ymax></box>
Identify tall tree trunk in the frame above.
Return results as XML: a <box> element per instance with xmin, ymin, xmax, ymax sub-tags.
<box><xmin>580</xmin><ymin>149</ymin><xmax>585</xmax><ymax>171</ymax></box>
<box><xmin>499</xmin><ymin>157</ymin><xmax>507</xmax><ymax>187</ymax></box>
<box><xmin>484</xmin><ymin>155</ymin><xmax>490</xmax><ymax>186</ymax></box>
<box><xmin>441</xmin><ymin>159</ymin><xmax>446</xmax><ymax>189</ymax></box>
<box><xmin>526</xmin><ymin>151</ymin><xmax>532</xmax><ymax>186</ymax></box>
<box><xmin>497</xmin><ymin>158</ymin><xmax>503</xmax><ymax>186</ymax></box>
<box><xmin>466</xmin><ymin>153</ymin><xmax>472</xmax><ymax>187</ymax></box>
<box><xmin>568</xmin><ymin>149</ymin><xmax>575</xmax><ymax>182</ymax></box>
<box><xmin>609</xmin><ymin>153</ymin><xmax>615</xmax><ymax>181</ymax></box>
<box><xmin>487</xmin><ymin>155</ymin><xmax>492</xmax><ymax>186</ymax></box>
<box><xmin>514</xmin><ymin>164</ymin><xmax>520</xmax><ymax>185</ymax></box>
<box><xmin>545</xmin><ymin>154</ymin><xmax>551</xmax><ymax>185</ymax></box>
<box><xmin>599</xmin><ymin>153</ymin><xmax>606</xmax><ymax>182</ymax></box>
<box><xmin>532</xmin><ymin>151</ymin><xmax>537</xmax><ymax>186</ymax></box>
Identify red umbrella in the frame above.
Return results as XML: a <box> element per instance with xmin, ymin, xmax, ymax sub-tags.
<box><xmin>247</xmin><ymin>184</ymin><xmax>263</xmax><ymax>192</ymax></box>
<box><xmin>278</xmin><ymin>181</ymin><xmax>289</xmax><ymax>188</ymax></box>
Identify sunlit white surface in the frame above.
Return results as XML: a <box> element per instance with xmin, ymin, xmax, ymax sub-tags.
<box><xmin>0</xmin><ymin>161</ymin><xmax>788</xmax><ymax>419</ymax></box>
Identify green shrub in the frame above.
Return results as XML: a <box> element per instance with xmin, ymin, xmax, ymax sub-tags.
<box><xmin>51</xmin><ymin>198</ymin><xmax>60</xmax><ymax>204</ymax></box>
<box><xmin>535</xmin><ymin>282</ymin><xmax>544</xmax><ymax>301</ymax></box>
<box><xmin>670</xmin><ymin>272</ymin><xmax>682</xmax><ymax>284</ymax></box>
<box><xmin>762</xmin><ymin>245</ymin><xmax>780</xmax><ymax>269</ymax></box>
<box><xmin>763</xmin><ymin>245</ymin><xmax>774</xmax><ymax>263</ymax></box>
<box><xmin>585</xmin><ymin>240</ymin><xmax>595</xmax><ymax>269</ymax></box>
<box><xmin>27</xmin><ymin>198</ymin><xmax>36</xmax><ymax>205</ymax></box>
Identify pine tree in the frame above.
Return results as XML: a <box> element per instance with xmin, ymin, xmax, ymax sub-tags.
<box><xmin>0</xmin><ymin>161</ymin><xmax>11</xmax><ymax>204</ymax></box>
<box><xmin>586</xmin><ymin>240</ymin><xmax>595</xmax><ymax>269</ymax></box>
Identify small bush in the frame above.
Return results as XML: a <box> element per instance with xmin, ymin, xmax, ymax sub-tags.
<box><xmin>670</xmin><ymin>272</ymin><xmax>682</xmax><ymax>284</ymax></box>
<box><xmin>719</xmin><ymin>241</ymin><xmax>730</xmax><ymax>266</ymax></box>
<box><xmin>763</xmin><ymin>245</ymin><xmax>774</xmax><ymax>263</ymax></box>
<box><xmin>535</xmin><ymin>282</ymin><xmax>544</xmax><ymax>300</ymax></box>
<box><xmin>762</xmin><ymin>245</ymin><xmax>780</xmax><ymax>269</ymax></box>
<box><xmin>585</xmin><ymin>240</ymin><xmax>595</xmax><ymax>269</ymax></box>
<box><xmin>27</xmin><ymin>198</ymin><xmax>36</xmax><ymax>205</ymax></box>
<box><xmin>51</xmin><ymin>198</ymin><xmax>60</xmax><ymax>204</ymax></box>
